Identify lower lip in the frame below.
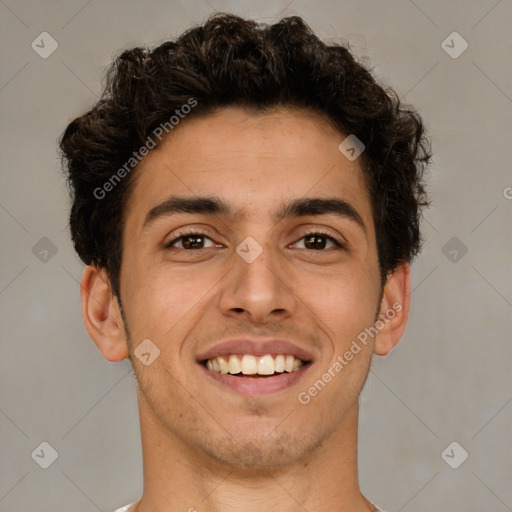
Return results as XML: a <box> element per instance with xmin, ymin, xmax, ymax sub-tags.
<box><xmin>200</xmin><ymin>363</ymin><xmax>312</xmax><ymax>396</ymax></box>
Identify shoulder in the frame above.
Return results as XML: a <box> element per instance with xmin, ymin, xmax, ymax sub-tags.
<box><xmin>111</xmin><ymin>504</ymin><xmax>137</xmax><ymax>512</ymax></box>
<box><xmin>110</xmin><ymin>502</ymin><xmax>386</xmax><ymax>512</ymax></box>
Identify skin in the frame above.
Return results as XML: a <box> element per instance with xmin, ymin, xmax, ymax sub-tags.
<box><xmin>81</xmin><ymin>107</ymin><xmax>410</xmax><ymax>512</ymax></box>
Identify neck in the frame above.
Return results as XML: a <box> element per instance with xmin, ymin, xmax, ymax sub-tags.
<box><xmin>133</xmin><ymin>390</ymin><xmax>374</xmax><ymax>512</ymax></box>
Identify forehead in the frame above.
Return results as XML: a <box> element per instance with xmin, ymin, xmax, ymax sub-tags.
<box><xmin>125</xmin><ymin>106</ymin><xmax>372</xmax><ymax>228</ymax></box>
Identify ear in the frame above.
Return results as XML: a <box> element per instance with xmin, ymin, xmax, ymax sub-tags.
<box><xmin>373</xmin><ymin>262</ymin><xmax>411</xmax><ymax>356</ymax></box>
<box><xmin>80</xmin><ymin>265</ymin><xmax>130</xmax><ymax>362</ymax></box>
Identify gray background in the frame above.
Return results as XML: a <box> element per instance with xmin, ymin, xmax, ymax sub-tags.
<box><xmin>1</xmin><ymin>1</ymin><xmax>511</xmax><ymax>511</ymax></box>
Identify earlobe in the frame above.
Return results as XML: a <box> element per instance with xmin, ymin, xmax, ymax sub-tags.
<box><xmin>373</xmin><ymin>262</ymin><xmax>411</xmax><ymax>356</ymax></box>
<box><xmin>80</xmin><ymin>265</ymin><xmax>130</xmax><ymax>362</ymax></box>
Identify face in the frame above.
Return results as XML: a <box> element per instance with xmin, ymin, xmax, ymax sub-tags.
<box><xmin>118</xmin><ymin>106</ymin><xmax>383</xmax><ymax>468</ymax></box>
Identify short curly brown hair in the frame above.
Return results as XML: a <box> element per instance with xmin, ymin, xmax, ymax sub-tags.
<box><xmin>60</xmin><ymin>13</ymin><xmax>430</xmax><ymax>300</ymax></box>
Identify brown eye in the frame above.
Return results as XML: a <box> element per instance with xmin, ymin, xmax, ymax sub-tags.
<box><xmin>167</xmin><ymin>232</ymin><xmax>218</xmax><ymax>250</ymax></box>
<box><xmin>294</xmin><ymin>233</ymin><xmax>341</xmax><ymax>250</ymax></box>
<box><xmin>181</xmin><ymin>235</ymin><xmax>206</xmax><ymax>249</ymax></box>
<box><xmin>304</xmin><ymin>234</ymin><xmax>329</xmax><ymax>250</ymax></box>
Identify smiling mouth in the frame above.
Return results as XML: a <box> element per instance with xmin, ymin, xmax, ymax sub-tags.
<box><xmin>203</xmin><ymin>354</ymin><xmax>310</xmax><ymax>377</ymax></box>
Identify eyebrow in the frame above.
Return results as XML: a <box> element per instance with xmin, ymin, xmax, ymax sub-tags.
<box><xmin>142</xmin><ymin>195</ymin><xmax>366</xmax><ymax>234</ymax></box>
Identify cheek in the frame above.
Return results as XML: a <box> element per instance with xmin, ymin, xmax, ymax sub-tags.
<box><xmin>121</xmin><ymin>262</ymin><xmax>221</xmax><ymax>339</ymax></box>
<box><xmin>302</xmin><ymin>269</ymin><xmax>378</xmax><ymax>408</ymax></box>
<box><xmin>301</xmin><ymin>264</ymin><xmax>380</xmax><ymax>347</ymax></box>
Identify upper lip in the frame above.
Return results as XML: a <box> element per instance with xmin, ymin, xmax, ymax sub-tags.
<box><xmin>197</xmin><ymin>339</ymin><xmax>314</xmax><ymax>363</ymax></box>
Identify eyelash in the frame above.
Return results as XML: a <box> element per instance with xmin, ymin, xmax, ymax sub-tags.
<box><xmin>165</xmin><ymin>228</ymin><xmax>345</xmax><ymax>250</ymax></box>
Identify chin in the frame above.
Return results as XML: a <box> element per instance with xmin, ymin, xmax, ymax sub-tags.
<box><xmin>199</xmin><ymin>430</ymin><xmax>319</xmax><ymax>470</ymax></box>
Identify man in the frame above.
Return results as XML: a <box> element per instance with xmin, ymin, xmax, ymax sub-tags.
<box><xmin>60</xmin><ymin>13</ymin><xmax>430</xmax><ymax>512</ymax></box>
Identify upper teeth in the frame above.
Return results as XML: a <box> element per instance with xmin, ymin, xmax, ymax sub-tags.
<box><xmin>205</xmin><ymin>354</ymin><xmax>304</xmax><ymax>375</ymax></box>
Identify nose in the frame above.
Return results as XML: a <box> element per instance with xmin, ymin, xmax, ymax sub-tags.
<box><xmin>217</xmin><ymin>243</ymin><xmax>297</xmax><ymax>324</ymax></box>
